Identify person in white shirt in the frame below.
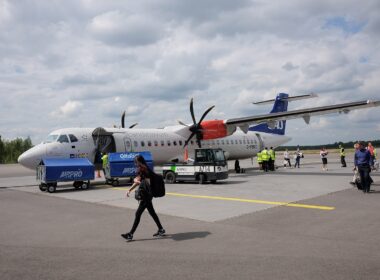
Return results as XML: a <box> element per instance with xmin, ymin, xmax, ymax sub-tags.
<box><xmin>320</xmin><ymin>147</ymin><xmax>328</xmax><ymax>171</ymax></box>
<box><xmin>283</xmin><ymin>149</ymin><xmax>291</xmax><ymax>168</ymax></box>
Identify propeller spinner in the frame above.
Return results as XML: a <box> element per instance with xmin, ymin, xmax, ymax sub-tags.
<box><xmin>181</xmin><ymin>98</ymin><xmax>215</xmax><ymax>148</ymax></box>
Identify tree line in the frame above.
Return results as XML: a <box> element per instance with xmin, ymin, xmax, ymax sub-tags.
<box><xmin>277</xmin><ymin>140</ymin><xmax>380</xmax><ymax>151</ymax></box>
<box><xmin>0</xmin><ymin>135</ymin><xmax>33</xmax><ymax>164</ymax></box>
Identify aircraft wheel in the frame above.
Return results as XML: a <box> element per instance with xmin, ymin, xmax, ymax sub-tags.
<box><xmin>47</xmin><ymin>183</ymin><xmax>56</xmax><ymax>193</ymax></box>
<box><xmin>112</xmin><ymin>180</ymin><xmax>119</xmax><ymax>186</ymax></box>
<box><xmin>165</xmin><ymin>171</ymin><xmax>176</xmax><ymax>184</ymax></box>
<box><xmin>199</xmin><ymin>174</ymin><xmax>206</xmax><ymax>185</ymax></box>
<box><xmin>39</xmin><ymin>184</ymin><xmax>47</xmax><ymax>192</ymax></box>
<box><xmin>211</xmin><ymin>179</ymin><xmax>217</xmax><ymax>184</ymax></box>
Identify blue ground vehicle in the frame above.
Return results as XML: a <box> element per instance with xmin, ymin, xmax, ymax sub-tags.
<box><xmin>37</xmin><ymin>158</ymin><xmax>95</xmax><ymax>193</ymax></box>
<box><xmin>105</xmin><ymin>151</ymin><xmax>153</xmax><ymax>186</ymax></box>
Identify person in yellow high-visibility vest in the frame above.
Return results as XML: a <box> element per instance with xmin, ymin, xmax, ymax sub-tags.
<box><xmin>339</xmin><ymin>144</ymin><xmax>347</xmax><ymax>167</ymax></box>
<box><xmin>101</xmin><ymin>153</ymin><xmax>109</xmax><ymax>177</ymax></box>
<box><xmin>269</xmin><ymin>147</ymin><xmax>276</xmax><ymax>171</ymax></box>
<box><xmin>257</xmin><ymin>151</ymin><xmax>263</xmax><ymax>170</ymax></box>
<box><xmin>261</xmin><ymin>147</ymin><xmax>269</xmax><ymax>172</ymax></box>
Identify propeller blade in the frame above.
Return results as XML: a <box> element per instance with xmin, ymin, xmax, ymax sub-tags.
<box><xmin>178</xmin><ymin>120</ymin><xmax>189</xmax><ymax>127</ymax></box>
<box><xmin>129</xmin><ymin>123</ymin><xmax>138</xmax><ymax>129</ymax></box>
<box><xmin>196</xmin><ymin>139</ymin><xmax>202</xmax><ymax>148</ymax></box>
<box><xmin>190</xmin><ymin>98</ymin><xmax>196</xmax><ymax>125</ymax></box>
<box><xmin>198</xmin><ymin>105</ymin><xmax>215</xmax><ymax>124</ymax></box>
<box><xmin>184</xmin><ymin>131</ymin><xmax>196</xmax><ymax>147</ymax></box>
<box><xmin>121</xmin><ymin>111</ymin><xmax>126</xmax><ymax>128</ymax></box>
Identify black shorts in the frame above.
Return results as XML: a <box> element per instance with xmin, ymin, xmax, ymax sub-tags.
<box><xmin>322</xmin><ymin>158</ymin><xmax>328</xmax><ymax>164</ymax></box>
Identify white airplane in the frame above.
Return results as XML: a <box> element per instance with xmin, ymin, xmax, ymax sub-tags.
<box><xmin>18</xmin><ymin>93</ymin><xmax>380</xmax><ymax>170</ymax></box>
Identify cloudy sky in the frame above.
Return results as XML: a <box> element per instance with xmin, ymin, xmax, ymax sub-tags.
<box><xmin>0</xmin><ymin>0</ymin><xmax>379</xmax><ymax>145</ymax></box>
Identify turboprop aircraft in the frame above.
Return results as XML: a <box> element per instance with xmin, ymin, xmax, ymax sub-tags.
<box><xmin>18</xmin><ymin>93</ymin><xmax>380</xmax><ymax>170</ymax></box>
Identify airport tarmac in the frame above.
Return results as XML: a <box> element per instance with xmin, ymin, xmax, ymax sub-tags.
<box><xmin>1</xmin><ymin>154</ymin><xmax>380</xmax><ymax>279</ymax></box>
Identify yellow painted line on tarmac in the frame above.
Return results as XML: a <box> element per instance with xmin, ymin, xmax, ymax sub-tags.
<box><xmin>112</xmin><ymin>187</ymin><xmax>335</xmax><ymax>211</ymax></box>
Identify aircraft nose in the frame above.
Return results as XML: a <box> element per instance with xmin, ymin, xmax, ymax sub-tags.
<box><xmin>18</xmin><ymin>145</ymin><xmax>45</xmax><ymax>169</ymax></box>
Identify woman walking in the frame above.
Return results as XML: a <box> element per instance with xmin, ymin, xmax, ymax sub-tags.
<box><xmin>121</xmin><ymin>155</ymin><xmax>165</xmax><ymax>241</ymax></box>
<box><xmin>320</xmin><ymin>147</ymin><xmax>329</xmax><ymax>171</ymax></box>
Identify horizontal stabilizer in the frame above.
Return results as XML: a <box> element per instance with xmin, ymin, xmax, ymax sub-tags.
<box><xmin>253</xmin><ymin>93</ymin><xmax>317</xmax><ymax>105</ymax></box>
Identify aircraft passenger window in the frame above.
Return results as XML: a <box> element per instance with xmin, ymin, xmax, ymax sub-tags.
<box><xmin>216</xmin><ymin>140</ymin><xmax>220</xmax><ymax>145</ymax></box>
<box><xmin>173</xmin><ymin>141</ymin><xmax>177</xmax><ymax>146</ymax></box>
<box><xmin>221</xmin><ymin>140</ymin><xmax>225</xmax><ymax>145</ymax></box>
<box><xmin>243</xmin><ymin>140</ymin><xmax>246</xmax><ymax>144</ymax></box>
<box><xmin>190</xmin><ymin>140</ymin><xmax>194</xmax><ymax>145</ymax></box>
<box><xmin>167</xmin><ymin>140</ymin><xmax>171</xmax><ymax>146</ymax></box>
<box><xmin>179</xmin><ymin>140</ymin><xmax>182</xmax><ymax>146</ymax></box>
<box><xmin>134</xmin><ymin>141</ymin><xmax>138</xmax><ymax>147</ymax></box>
<box><xmin>235</xmin><ymin>140</ymin><xmax>238</xmax><ymax>144</ymax></box>
<box><xmin>226</xmin><ymin>140</ymin><xmax>229</xmax><ymax>145</ymax></box>
<box><xmin>69</xmin><ymin>134</ymin><xmax>78</xmax><ymax>143</ymax></box>
<box><xmin>154</xmin><ymin>140</ymin><xmax>158</xmax><ymax>147</ymax></box>
<box><xmin>57</xmin><ymin>134</ymin><xmax>69</xmax><ymax>143</ymax></box>
<box><xmin>148</xmin><ymin>141</ymin><xmax>152</xmax><ymax>147</ymax></box>
<box><xmin>161</xmin><ymin>140</ymin><xmax>165</xmax><ymax>146</ymax></box>
<box><xmin>239</xmin><ymin>140</ymin><xmax>242</xmax><ymax>144</ymax></box>
<box><xmin>141</xmin><ymin>141</ymin><xmax>145</xmax><ymax>147</ymax></box>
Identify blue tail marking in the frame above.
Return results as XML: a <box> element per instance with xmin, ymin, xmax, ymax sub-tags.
<box><xmin>249</xmin><ymin>93</ymin><xmax>288</xmax><ymax>135</ymax></box>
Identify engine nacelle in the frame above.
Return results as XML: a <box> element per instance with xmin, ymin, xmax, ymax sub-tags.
<box><xmin>200</xmin><ymin>120</ymin><xmax>228</xmax><ymax>140</ymax></box>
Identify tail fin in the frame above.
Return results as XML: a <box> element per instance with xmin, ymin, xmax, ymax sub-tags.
<box><xmin>249</xmin><ymin>93</ymin><xmax>289</xmax><ymax>135</ymax></box>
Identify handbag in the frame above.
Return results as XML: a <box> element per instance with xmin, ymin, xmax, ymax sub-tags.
<box><xmin>134</xmin><ymin>178</ymin><xmax>152</xmax><ymax>201</ymax></box>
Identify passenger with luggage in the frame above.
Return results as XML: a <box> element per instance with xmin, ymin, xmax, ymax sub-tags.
<box><xmin>355</xmin><ymin>142</ymin><xmax>372</xmax><ymax>193</ymax></box>
<box><xmin>122</xmin><ymin>155</ymin><xmax>165</xmax><ymax>241</ymax></box>
<box><xmin>294</xmin><ymin>151</ymin><xmax>301</xmax><ymax>168</ymax></box>
<box><xmin>283</xmin><ymin>149</ymin><xmax>291</xmax><ymax>168</ymax></box>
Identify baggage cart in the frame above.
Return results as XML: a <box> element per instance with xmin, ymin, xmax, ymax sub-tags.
<box><xmin>105</xmin><ymin>151</ymin><xmax>153</xmax><ymax>186</ymax></box>
<box><xmin>37</xmin><ymin>158</ymin><xmax>95</xmax><ymax>193</ymax></box>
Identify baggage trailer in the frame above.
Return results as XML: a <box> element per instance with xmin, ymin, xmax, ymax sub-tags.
<box><xmin>105</xmin><ymin>151</ymin><xmax>153</xmax><ymax>186</ymax></box>
<box><xmin>37</xmin><ymin>158</ymin><xmax>95</xmax><ymax>193</ymax></box>
<box><xmin>162</xmin><ymin>148</ymin><xmax>228</xmax><ymax>184</ymax></box>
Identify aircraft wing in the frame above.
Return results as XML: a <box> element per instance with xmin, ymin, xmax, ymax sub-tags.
<box><xmin>225</xmin><ymin>100</ymin><xmax>380</xmax><ymax>132</ymax></box>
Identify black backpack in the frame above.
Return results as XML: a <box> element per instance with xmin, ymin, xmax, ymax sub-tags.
<box><xmin>150</xmin><ymin>173</ymin><xmax>166</xmax><ymax>198</ymax></box>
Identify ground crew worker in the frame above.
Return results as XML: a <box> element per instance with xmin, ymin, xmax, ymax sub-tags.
<box><xmin>339</xmin><ymin>144</ymin><xmax>347</xmax><ymax>167</ymax></box>
<box><xmin>101</xmin><ymin>153</ymin><xmax>109</xmax><ymax>177</ymax></box>
<box><xmin>261</xmin><ymin>147</ymin><xmax>269</xmax><ymax>172</ymax></box>
<box><xmin>257</xmin><ymin>151</ymin><xmax>263</xmax><ymax>170</ymax></box>
<box><xmin>269</xmin><ymin>147</ymin><xmax>276</xmax><ymax>171</ymax></box>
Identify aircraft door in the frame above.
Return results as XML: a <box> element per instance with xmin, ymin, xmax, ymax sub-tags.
<box><xmin>255</xmin><ymin>133</ymin><xmax>264</xmax><ymax>151</ymax></box>
<box><xmin>124</xmin><ymin>137</ymin><xmax>133</xmax><ymax>152</ymax></box>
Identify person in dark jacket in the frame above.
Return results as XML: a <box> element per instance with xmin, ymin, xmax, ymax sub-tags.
<box><xmin>121</xmin><ymin>155</ymin><xmax>165</xmax><ymax>241</ymax></box>
<box><xmin>355</xmin><ymin>142</ymin><xmax>372</xmax><ymax>193</ymax></box>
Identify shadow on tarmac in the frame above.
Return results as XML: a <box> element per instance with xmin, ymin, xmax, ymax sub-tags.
<box><xmin>125</xmin><ymin>231</ymin><xmax>211</xmax><ymax>242</ymax></box>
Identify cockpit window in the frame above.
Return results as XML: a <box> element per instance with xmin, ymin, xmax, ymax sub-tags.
<box><xmin>57</xmin><ymin>134</ymin><xmax>69</xmax><ymax>143</ymax></box>
<box><xmin>44</xmin><ymin>134</ymin><xmax>58</xmax><ymax>143</ymax></box>
<box><xmin>69</xmin><ymin>134</ymin><xmax>78</xmax><ymax>143</ymax></box>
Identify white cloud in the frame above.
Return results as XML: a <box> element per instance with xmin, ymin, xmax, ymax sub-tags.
<box><xmin>0</xmin><ymin>0</ymin><xmax>380</xmax><ymax>145</ymax></box>
<box><xmin>51</xmin><ymin>101</ymin><xmax>83</xmax><ymax>117</ymax></box>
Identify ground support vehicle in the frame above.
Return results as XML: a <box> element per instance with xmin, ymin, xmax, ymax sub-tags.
<box><xmin>105</xmin><ymin>151</ymin><xmax>153</xmax><ymax>186</ymax></box>
<box><xmin>37</xmin><ymin>158</ymin><xmax>94</xmax><ymax>193</ymax></box>
<box><xmin>162</xmin><ymin>148</ymin><xmax>228</xmax><ymax>184</ymax></box>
